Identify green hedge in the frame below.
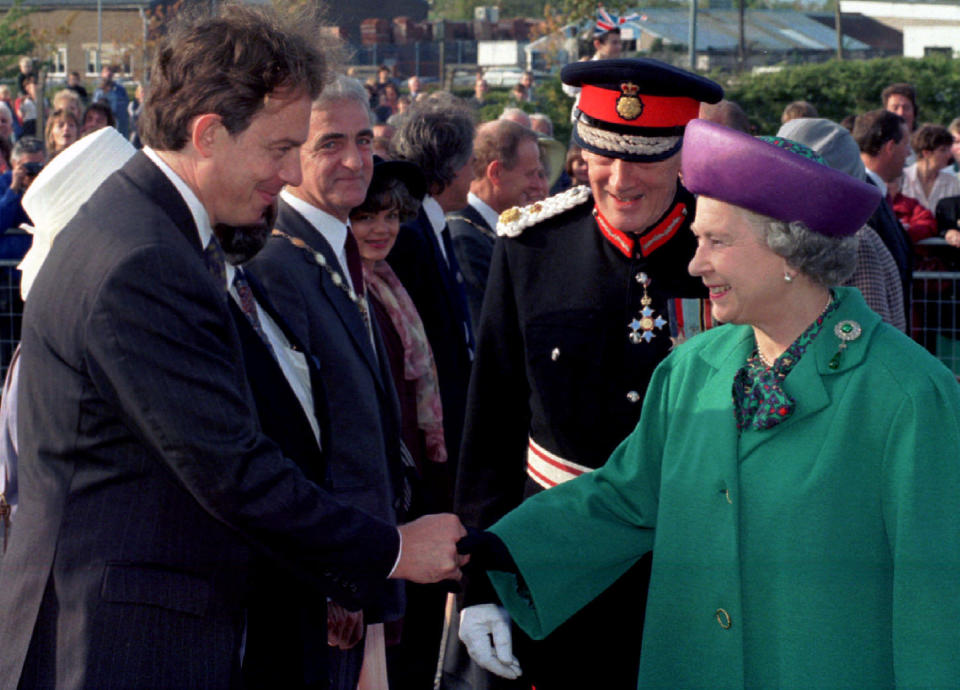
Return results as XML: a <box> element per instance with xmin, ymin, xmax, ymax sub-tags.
<box><xmin>721</xmin><ymin>55</ymin><xmax>960</xmax><ymax>136</ymax></box>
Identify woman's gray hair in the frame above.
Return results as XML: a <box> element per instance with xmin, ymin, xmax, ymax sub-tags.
<box><xmin>390</xmin><ymin>98</ymin><xmax>474</xmax><ymax>193</ymax></box>
<box><xmin>745</xmin><ymin>209</ymin><xmax>858</xmax><ymax>287</ymax></box>
<box><xmin>313</xmin><ymin>74</ymin><xmax>373</xmax><ymax>125</ymax></box>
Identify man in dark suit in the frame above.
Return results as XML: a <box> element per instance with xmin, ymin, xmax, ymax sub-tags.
<box><xmin>0</xmin><ymin>9</ymin><xmax>466</xmax><ymax>689</ymax></box>
<box><xmin>853</xmin><ymin>108</ymin><xmax>914</xmax><ymax>320</ymax></box>
<box><xmin>246</xmin><ymin>74</ymin><xmax>406</xmax><ymax>689</ymax></box>
<box><xmin>448</xmin><ymin>119</ymin><xmax>543</xmax><ymax>332</ymax></box>
<box><xmin>387</xmin><ymin>98</ymin><xmax>476</xmax><ymax>475</ymax></box>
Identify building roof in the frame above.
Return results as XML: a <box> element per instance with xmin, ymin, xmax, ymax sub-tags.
<box><xmin>629</xmin><ymin>8</ymin><xmax>871</xmax><ymax>52</ymax></box>
<box><xmin>808</xmin><ymin>12</ymin><xmax>902</xmax><ymax>52</ymax></box>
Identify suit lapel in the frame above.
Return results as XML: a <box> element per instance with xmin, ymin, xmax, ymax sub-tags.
<box><xmin>275</xmin><ymin>201</ymin><xmax>385</xmax><ymax>388</ymax></box>
<box><xmin>120</xmin><ymin>152</ymin><xmax>201</xmax><ymax>255</ymax></box>
<box><xmin>419</xmin><ymin>211</ymin><xmax>466</xmax><ymax>329</ymax></box>
<box><xmin>465</xmin><ymin>203</ymin><xmax>495</xmax><ymax>235</ymax></box>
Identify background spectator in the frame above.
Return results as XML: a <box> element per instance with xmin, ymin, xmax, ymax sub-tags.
<box><xmin>92</xmin><ymin>65</ymin><xmax>129</xmax><ymax>137</ymax></box>
<box><xmin>81</xmin><ymin>100</ymin><xmax>115</xmax><ymax>137</ymax></box>
<box><xmin>44</xmin><ymin>108</ymin><xmax>79</xmax><ymax>159</ymax></box>
<box><xmin>52</xmin><ymin>89</ymin><xmax>83</xmax><ymax>125</ymax></box>
<box><xmin>702</xmin><ymin>99</ymin><xmax>753</xmax><ymax>133</ymax></box>
<box><xmin>901</xmin><ymin>123</ymin><xmax>960</xmax><ymax>213</ymax></box>
<box><xmin>65</xmin><ymin>70</ymin><xmax>88</xmax><ymax>104</ymax></box>
<box><xmin>16</xmin><ymin>75</ymin><xmax>37</xmax><ymax>137</ymax></box>
<box><xmin>0</xmin><ymin>137</ymin><xmax>45</xmax><ymax>232</ymax></box>
<box><xmin>128</xmin><ymin>83</ymin><xmax>144</xmax><ymax>148</ymax></box>
<box><xmin>781</xmin><ymin>99</ymin><xmax>818</xmax><ymax>123</ymax></box>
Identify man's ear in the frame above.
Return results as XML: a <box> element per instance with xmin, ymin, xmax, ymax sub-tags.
<box><xmin>487</xmin><ymin>159</ymin><xmax>501</xmax><ymax>186</ymax></box>
<box><xmin>191</xmin><ymin>113</ymin><xmax>223</xmax><ymax>158</ymax></box>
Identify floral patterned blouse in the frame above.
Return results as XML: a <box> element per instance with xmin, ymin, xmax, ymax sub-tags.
<box><xmin>733</xmin><ymin>293</ymin><xmax>839</xmax><ymax>431</ymax></box>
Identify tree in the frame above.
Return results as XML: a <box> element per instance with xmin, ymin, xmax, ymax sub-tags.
<box><xmin>0</xmin><ymin>0</ymin><xmax>33</xmax><ymax>76</ymax></box>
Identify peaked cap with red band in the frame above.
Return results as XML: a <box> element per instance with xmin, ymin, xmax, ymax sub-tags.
<box><xmin>562</xmin><ymin>58</ymin><xmax>722</xmax><ymax>162</ymax></box>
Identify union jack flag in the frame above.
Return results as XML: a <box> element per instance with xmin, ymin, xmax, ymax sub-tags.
<box><xmin>595</xmin><ymin>4</ymin><xmax>641</xmax><ymax>35</ymax></box>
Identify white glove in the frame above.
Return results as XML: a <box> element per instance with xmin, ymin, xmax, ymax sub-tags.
<box><xmin>459</xmin><ymin>604</ymin><xmax>523</xmax><ymax>679</ymax></box>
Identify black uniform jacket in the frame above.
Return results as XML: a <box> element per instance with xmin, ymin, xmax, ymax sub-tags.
<box><xmin>455</xmin><ymin>182</ymin><xmax>707</xmax><ymax>532</ymax></box>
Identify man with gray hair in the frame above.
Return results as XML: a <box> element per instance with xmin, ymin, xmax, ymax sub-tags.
<box><xmin>0</xmin><ymin>136</ymin><xmax>45</xmax><ymax>231</ymax></box>
<box><xmin>247</xmin><ymin>74</ymin><xmax>407</xmax><ymax>689</ymax></box>
<box><xmin>388</xmin><ymin>97</ymin><xmax>476</xmax><ymax>480</ymax></box>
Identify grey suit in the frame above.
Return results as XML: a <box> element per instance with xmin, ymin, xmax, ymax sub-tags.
<box><xmin>0</xmin><ymin>153</ymin><xmax>399</xmax><ymax>689</ymax></box>
<box><xmin>247</xmin><ymin>198</ymin><xmax>406</xmax><ymax>684</ymax></box>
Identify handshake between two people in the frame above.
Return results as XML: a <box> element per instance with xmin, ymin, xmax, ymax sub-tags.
<box><xmin>387</xmin><ymin>518</ymin><xmax>523</xmax><ymax>679</ymax></box>
<box><xmin>386</xmin><ymin>517</ymin><xmax>517</xmax><ymax>585</ymax></box>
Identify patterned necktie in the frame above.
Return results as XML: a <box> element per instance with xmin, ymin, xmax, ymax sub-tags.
<box><xmin>203</xmin><ymin>238</ymin><xmax>276</xmax><ymax>360</ymax></box>
<box><xmin>233</xmin><ymin>268</ymin><xmax>276</xmax><ymax>360</ymax></box>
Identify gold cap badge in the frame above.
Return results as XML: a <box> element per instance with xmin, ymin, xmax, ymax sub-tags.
<box><xmin>616</xmin><ymin>82</ymin><xmax>644</xmax><ymax>121</ymax></box>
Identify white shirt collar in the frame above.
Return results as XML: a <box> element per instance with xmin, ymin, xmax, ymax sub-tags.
<box><xmin>467</xmin><ymin>191</ymin><xmax>500</xmax><ymax>230</ymax></box>
<box><xmin>865</xmin><ymin>167</ymin><xmax>888</xmax><ymax>197</ymax></box>
<box><xmin>142</xmin><ymin>146</ymin><xmax>235</xmax><ymax>288</ymax></box>
<box><xmin>422</xmin><ymin>195</ymin><xmax>446</xmax><ymax>235</ymax></box>
<box><xmin>280</xmin><ymin>188</ymin><xmax>350</xmax><ymax>265</ymax></box>
<box><xmin>143</xmin><ymin>146</ymin><xmax>213</xmax><ymax>250</ymax></box>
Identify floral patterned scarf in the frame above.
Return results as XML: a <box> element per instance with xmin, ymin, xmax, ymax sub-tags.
<box><xmin>733</xmin><ymin>294</ymin><xmax>838</xmax><ymax>431</ymax></box>
<box><xmin>364</xmin><ymin>260</ymin><xmax>447</xmax><ymax>464</ymax></box>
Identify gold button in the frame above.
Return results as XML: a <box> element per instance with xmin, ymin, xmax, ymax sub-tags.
<box><xmin>716</xmin><ymin>608</ymin><xmax>732</xmax><ymax>629</ymax></box>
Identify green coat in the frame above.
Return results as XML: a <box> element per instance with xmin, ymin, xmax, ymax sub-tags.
<box><xmin>489</xmin><ymin>288</ymin><xmax>960</xmax><ymax>688</ymax></box>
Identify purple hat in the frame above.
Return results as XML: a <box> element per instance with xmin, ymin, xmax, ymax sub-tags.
<box><xmin>681</xmin><ymin>119</ymin><xmax>881</xmax><ymax>237</ymax></box>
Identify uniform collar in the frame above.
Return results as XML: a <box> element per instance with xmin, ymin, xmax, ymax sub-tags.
<box><xmin>593</xmin><ymin>190</ymin><xmax>691</xmax><ymax>258</ymax></box>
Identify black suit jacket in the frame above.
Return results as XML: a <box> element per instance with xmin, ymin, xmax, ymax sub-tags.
<box><xmin>387</xmin><ymin>208</ymin><xmax>473</xmax><ymax>472</ymax></box>
<box><xmin>447</xmin><ymin>202</ymin><xmax>496</xmax><ymax>334</ymax></box>
<box><xmin>0</xmin><ymin>153</ymin><xmax>399</xmax><ymax>689</ymax></box>
<box><xmin>229</xmin><ymin>271</ymin><xmax>334</xmax><ymax>690</ymax></box>
<box><xmin>247</xmin><ymin>199</ymin><xmax>405</xmax><ymax>624</ymax></box>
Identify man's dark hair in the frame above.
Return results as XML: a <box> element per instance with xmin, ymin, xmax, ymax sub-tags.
<box><xmin>12</xmin><ymin>136</ymin><xmax>44</xmax><ymax>159</ymax></box>
<box><xmin>391</xmin><ymin>99</ymin><xmax>474</xmax><ymax>194</ymax></box>
<box><xmin>852</xmin><ymin>109</ymin><xmax>904</xmax><ymax>157</ymax></box>
<box><xmin>911</xmin><ymin>123</ymin><xmax>953</xmax><ymax>154</ymax></box>
<box><xmin>881</xmin><ymin>82</ymin><xmax>917</xmax><ymax>123</ymax></box>
<box><xmin>139</xmin><ymin>5</ymin><xmax>325</xmax><ymax>151</ymax></box>
<box><xmin>84</xmin><ymin>100</ymin><xmax>116</xmax><ymax>129</ymax></box>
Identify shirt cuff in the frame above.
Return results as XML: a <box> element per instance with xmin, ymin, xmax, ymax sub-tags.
<box><xmin>387</xmin><ymin>527</ymin><xmax>402</xmax><ymax>578</ymax></box>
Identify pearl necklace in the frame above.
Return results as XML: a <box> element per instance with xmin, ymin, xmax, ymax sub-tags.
<box><xmin>755</xmin><ymin>291</ymin><xmax>833</xmax><ymax>368</ymax></box>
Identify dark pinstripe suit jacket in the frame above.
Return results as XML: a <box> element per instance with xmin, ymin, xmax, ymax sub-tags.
<box><xmin>0</xmin><ymin>153</ymin><xmax>399</xmax><ymax>689</ymax></box>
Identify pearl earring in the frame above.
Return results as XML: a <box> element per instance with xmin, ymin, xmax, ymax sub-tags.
<box><xmin>784</xmin><ymin>272</ymin><xmax>794</xmax><ymax>283</ymax></box>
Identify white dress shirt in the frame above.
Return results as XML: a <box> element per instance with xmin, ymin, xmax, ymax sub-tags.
<box><xmin>422</xmin><ymin>195</ymin><xmax>451</xmax><ymax>266</ymax></box>
<box><xmin>467</xmin><ymin>191</ymin><xmax>500</xmax><ymax>231</ymax></box>
<box><xmin>143</xmin><ymin>148</ymin><xmax>320</xmax><ymax>445</ymax></box>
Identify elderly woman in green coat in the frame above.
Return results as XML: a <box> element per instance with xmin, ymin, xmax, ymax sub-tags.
<box><xmin>459</xmin><ymin>120</ymin><xmax>960</xmax><ymax>688</ymax></box>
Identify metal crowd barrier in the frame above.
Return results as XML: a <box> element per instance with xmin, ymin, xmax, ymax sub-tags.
<box><xmin>0</xmin><ymin>259</ymin><xmax>22</xmax><ymax>386</ymax></box>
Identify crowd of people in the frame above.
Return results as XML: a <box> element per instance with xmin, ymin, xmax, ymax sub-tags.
<box><xmin>0</xmin><ymin>4</ymin><xmax>958</xmax><ymax>690</ymax></box>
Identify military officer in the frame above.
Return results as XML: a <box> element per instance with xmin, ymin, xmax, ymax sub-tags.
<box><xmin>454</xmin><ymin>58</ymin><xmax>722</xmax><ymax>688</ymax></box>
